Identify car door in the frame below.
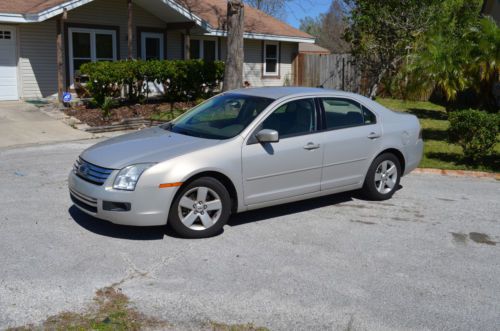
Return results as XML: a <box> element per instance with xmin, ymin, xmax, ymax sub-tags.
<box><xmin>241</xmin><ymin>98</ymin><xmax>323</xmax><ymax>206</ymax></box>
<box><xmin>319</xmin><ymin>97</ymin><xmax>382</xmax><ymax>190</ymax></box>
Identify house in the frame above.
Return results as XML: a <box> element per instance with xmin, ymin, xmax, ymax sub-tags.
<box><xmin>482</xmin><ymin>0</ymin><xmax>500</xmax><ymax>25</ymax></box>
<box><xmin>0</xmin><ymin>0</ymin><xmax>315</xmax><ymax>101</ymax></box>
<box><xmin>298</xmin><ymin>43</ymin><xmax>331</xmax><ymax>55</ymax></box>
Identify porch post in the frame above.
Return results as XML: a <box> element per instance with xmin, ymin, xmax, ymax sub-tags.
<box><xmin>127</xmin><ymin>0</ymin><xmax>133</xmax><ymax>59</ymax></box>
<box><xmin>56</xmin><ymin>8</ymin><xmax>67</xmax><ymax>104</ymax></box>
<box><xmin>184</xmin><ymin>28</ymin><xmax>191</xmax><ymax>60</ymax></box>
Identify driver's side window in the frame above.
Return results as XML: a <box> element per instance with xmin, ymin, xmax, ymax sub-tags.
<box><xmin>261</xmin><ymin>98</ymin><xmax>316</xmax><ymax>138</ymax></box>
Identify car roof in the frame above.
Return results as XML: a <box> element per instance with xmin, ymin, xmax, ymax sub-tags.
<box><xmin>228</xmin><ymin>87</ymin><xmax>344</xmax><ymax>100</ymax></box>
<box><xmin>226</xmin><ymin>87</ymin><xmax>396</xmax><ymax>118</ymax></box>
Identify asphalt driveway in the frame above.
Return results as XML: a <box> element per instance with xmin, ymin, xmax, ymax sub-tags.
<box><xmin>0</xmin><ymin>140</ymin><xmax>499</xmax><ymax>330</ymax></box>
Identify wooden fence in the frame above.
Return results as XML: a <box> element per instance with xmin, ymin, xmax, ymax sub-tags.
<box><xmin>294</xmin><ymin>53</ymin><xmax>362</xmax><ymax>93</ymax></box>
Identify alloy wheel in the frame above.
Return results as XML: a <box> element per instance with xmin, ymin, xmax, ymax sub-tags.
<box><xmin>177</xmin><ymin>186</ymin><xmax>223</xmax><ymax>231</ymax></box>
<box><xmin>374</xmin><ymin>160</ymin><xmax>398</xmax><ymax>194</ymax></box>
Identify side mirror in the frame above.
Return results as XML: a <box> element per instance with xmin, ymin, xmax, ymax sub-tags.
<box><xmin>256</xmin><ymin>129</ymin><xmax>279</xmax><ymax>143</ymax></box>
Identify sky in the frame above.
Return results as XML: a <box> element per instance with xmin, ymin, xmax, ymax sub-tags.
<box><xmin>284</xmin><ymin>0</ymin><xmax>332</xmax><ymax>28</ymax></box>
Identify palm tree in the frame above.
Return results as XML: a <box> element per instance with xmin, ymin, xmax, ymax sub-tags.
<box><xmin>469</xmin><ymin>17</ymin><xmax>500</xmax><ymax>109</ymax></box>
<box><xmin>405</xmin><ymin>32</ymin><xmax>471</xmax><ymax>107</ymax></box>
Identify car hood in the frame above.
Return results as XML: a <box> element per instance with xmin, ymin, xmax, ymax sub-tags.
<box><xmin>80</xmin><ymin>127</ymin><xmax>222</xmax><ymax>169</ymax></box>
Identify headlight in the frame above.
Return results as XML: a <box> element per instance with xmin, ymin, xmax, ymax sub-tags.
<box><xmin>113</xmin><ymin>163</ymin><xmax>155</xmax><ymax>191</ymax></box>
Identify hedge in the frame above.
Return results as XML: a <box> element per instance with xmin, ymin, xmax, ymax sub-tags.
<box><xmin>79</xmin><ymin>59</ymin><xmax>224</xmax><ymax>106</ymax></box>
<box><xmin>448</xmin><ymin>109</ymin><xmax>500</xmax><ymax>162</ymax></box>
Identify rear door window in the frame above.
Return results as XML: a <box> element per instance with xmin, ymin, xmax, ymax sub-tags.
<box><xmin>321</xmin><ymin>98</ymin><xmax>376</xmax><ymax>130</ymax></box>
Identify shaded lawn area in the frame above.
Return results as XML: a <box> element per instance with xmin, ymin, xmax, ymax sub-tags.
<box><xmin>377</xmin><ymin>98</ymin><xmax>499</xmax><ymax>173</ymax></box>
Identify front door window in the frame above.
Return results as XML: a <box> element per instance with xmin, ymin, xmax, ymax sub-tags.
<box><xmin>69</xmin><ymin>28</ymin><xmax>117</xmax><ymax>85</ymax></box>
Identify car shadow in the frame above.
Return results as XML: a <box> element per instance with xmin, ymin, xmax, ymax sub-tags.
<box><xmin>68</xmin><ymin>206</ymin><xmax>166</xmax><ymax>240</ymax></box>
<box><xmin>227</xmin><ymin>191</ymin><xmax>359</xmax><ymax>227</ymax></box>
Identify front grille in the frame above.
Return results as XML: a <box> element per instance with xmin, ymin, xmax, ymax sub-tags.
<box><xmin>74</xmin><ymin>158</ymin><xmax>114</xmax><ymax>186</ymax></box>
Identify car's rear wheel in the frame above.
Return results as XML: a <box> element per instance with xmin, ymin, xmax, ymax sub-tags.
<box><xmin>168</xmin><ymin>177</ymin><xmax>231</xmax><ymax>238</ymax></box>
<box><xmin>362</xmin><ymin>153</ymin><xmax>401</xmax><ymax>200</ymax></box>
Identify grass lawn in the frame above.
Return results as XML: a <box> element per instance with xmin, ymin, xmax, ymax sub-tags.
<box><xmin>377</xmin><ymin>98</ymin><xmax>499</xmax><ymax>173</ymax></box>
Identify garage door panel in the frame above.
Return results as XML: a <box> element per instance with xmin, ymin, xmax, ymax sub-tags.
<box><xmin>0</xmin><ymin>25</ymin><xmax>18</xmax><ymax>101</ymax></box>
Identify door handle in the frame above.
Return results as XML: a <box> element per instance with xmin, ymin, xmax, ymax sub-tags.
<box><xmin>303</xmin><ymin>142</ymin><xmax>320</xmax><ymax>150</ymax></box>
<box><xmin>367</xmin><ymin>132</ymin><xmax>381</xmax><ymax>139</ymax></box>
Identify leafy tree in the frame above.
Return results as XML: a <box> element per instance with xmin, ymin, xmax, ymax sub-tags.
<box><xmin>299</xmin><ymin>16</ymin><xmax>322</xmax><ymax>38</ymax></box>
<box><xmin>405</xmin><ymin>33</ymin><xmax>471</xmax><ymax>105</ymax></box>
<box><xmin>404</xmin><ymin>1</ymin><xmax>498</xmax><ymax>109</ymax></box>
<box><xmin>469</xmin><ymin>17</ymin><xmax>500</xmax><ymax>109</ymax></box>
<box><xmin>245</xmin><ymin>0</ymin><xmax>290</xmax><ymax>19</ymax></box>
<box><xmin>299</xmin><ymin>0</ymin><xmax>351</xmax><ymax>53</ymax></box>
<box><xmin>344</xmin><ymin>0</ymin><xmax>440</xmax><ymax>98</ymax></box>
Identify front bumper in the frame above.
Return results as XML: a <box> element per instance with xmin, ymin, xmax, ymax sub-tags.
<box><xmin>68</xmin><ymin>170</ymin><xmax>176</xmax><ymax>226</ymax></box>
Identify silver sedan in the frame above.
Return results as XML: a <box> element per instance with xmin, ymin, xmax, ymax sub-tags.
<box><xmin>68</xmin><ymin>87</ymin><xmax>423</xmax><ymax>238</ymax></box>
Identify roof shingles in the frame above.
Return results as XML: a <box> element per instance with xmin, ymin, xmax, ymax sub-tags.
<box><xmin>0</xmin><ymin>0</ymin><xmax>312</xmax><ymax>39</ymax></box>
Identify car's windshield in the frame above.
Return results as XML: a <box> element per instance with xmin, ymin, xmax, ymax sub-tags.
<box><xmin>164</xmin><ymin>94</ymin><xmax>274</xmax><ymax>139</ymax></box>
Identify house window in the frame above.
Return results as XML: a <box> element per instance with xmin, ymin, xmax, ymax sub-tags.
<box><xmin>140</xmin><ymin>32</ymin><xmax>164</xmax><ymax>60</ymax></box>
<box><xmin>189</xmin><ymin>38</ymin><xmax>217</xmax><ymax>62</ymax></box>
<box><xmin>0</xmin><ymin>31</ymin><xmax>11</xmax><ymax>39</ymax></box>
<box><xmin>263</xmin><ymin>41</ymin><xmax>279</xmax><ymax>76</ymax></box>
<box><xmin>68</xmin><ymin>27</ymin><xmax>117</xmax><ymax>84</ymax></box>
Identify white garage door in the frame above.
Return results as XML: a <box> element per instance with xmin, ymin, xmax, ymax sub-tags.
<box><xmin>0</xmin><ymin>25</ymin><xmax>18</xmax><ymax>101</ymax></box>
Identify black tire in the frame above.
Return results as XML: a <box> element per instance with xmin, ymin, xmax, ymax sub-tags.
<box><xmin>168</xmin><ymin>177</ymin><xmax>231</xmax><ymax>238</ymax></box>
<box><xmin>362</xmin><ymin>153</ymin><xmax>401</xmax><ymax>201</ymax></box>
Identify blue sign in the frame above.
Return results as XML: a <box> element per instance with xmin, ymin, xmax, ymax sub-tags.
<box><xmin>62</xmin><ymin>92</ymin><xmax>72</xmax><ymax>103</ymax></box>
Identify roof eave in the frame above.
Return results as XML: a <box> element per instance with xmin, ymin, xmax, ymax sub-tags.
<box><xmin>206</xmin><ymin>30</ymin><xmax>315</xmax><ymax>43</ymax></box>
<box><xmin>0</xmin><ymin>0</ymin><xmax>93</xmax><ymax>23</ymax></box>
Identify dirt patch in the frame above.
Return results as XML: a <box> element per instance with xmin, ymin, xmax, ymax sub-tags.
<box><xmin>64</xmin><ymin>101</ymin><xmax>194</xmax><ymax>127</ymax></box>
<box><xmin>7</xmin><ymin>287</ymin><xmax>168</xmax><ymax>331</ymax></box>
<box><xmin>7</xmin><ymin>287</ymin><xmax>269</xmax><ymax>331</ymax></box>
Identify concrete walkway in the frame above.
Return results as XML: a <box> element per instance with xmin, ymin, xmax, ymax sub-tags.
<box><xmin>0</xmin><ymin>101</ymin><xmax>92</xmax><ymax>149</ymax></box>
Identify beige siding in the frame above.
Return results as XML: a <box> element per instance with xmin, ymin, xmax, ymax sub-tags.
<box><xmin>167</xmin><ymin>30</ymin><xmax>183</xmax><ymax>59</ymax></box>
<box><xmin>18</xmin><ymin>21</ymin><xmax>58</xmax><ymax>99</ymax></box>
<box><xmin>243</xmin><ymin>40</ymin><xmax>297</xmax><ymax>87</ymax></box>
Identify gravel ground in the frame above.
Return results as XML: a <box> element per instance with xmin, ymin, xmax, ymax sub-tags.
<box><xmin>0</xmin><ymin>141</ymin><xmax>499</xmax><ymax>330</ymax></box>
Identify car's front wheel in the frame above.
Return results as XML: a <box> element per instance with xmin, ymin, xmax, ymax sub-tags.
<box><xmin>362</xmin><ymin>153</ymin><xmax>401</xmax><ymax>200</ymax></box>
<box><xmin>168</xmin><ymin>177</ymin><xmax>231</xmax><ymax>238</ymax></box>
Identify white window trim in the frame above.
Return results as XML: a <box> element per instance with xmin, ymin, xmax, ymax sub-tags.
<box><xmin>140</xmin><ymin>32</ymin><xmax>164</xmax><ymax>60</ymax></box>
<box><xmin>68</xmin><ymin>27</ymin><xmax>117</xmax><ymax>85</ymax></box>
<box><xmin>263</xmin><ymin>41</ymin><xmax>279</xmax><ymax>76</ymax></box>
<box><xmin>190</xmin><ymin>37</ymin><xmax>218</xmax><ymax>60</ymax></box>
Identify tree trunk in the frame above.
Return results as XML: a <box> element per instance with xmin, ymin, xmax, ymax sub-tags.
<box><xmin>368</xmin><ymin>69</ymin><xmax>386</xmax><ymax>99</ymax></box>
<box><xmin>223</xmin><ymin>0</ymin><xmax>244</xmax><ymax>91</ymax></box>
<box><xmin>127</xmin><ymin>0</ymin><xmax>133</xmax><ymax>59</ymax></box>
<box><xmin>56</xmin><ymin>9</ymin><xmax>67</xmax><ymax>105</ymax></box>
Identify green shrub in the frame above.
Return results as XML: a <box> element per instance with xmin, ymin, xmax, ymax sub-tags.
<box><xmin>80</xmin><ymin>59</ymin><xmax>224</xmax><ymax>106</ymax></box>
<box><xmin>80</xmin><ymin>61</ymin><xmax>122</xmax><ymax>107</ymax></box>
<box><xmin>448</xmin><ymin>109</ymin><xmax>500</xmax><ymax>161</ymax></box>
<box><xmin>101</xmin><ymin>97</ymin><xmax>119</xmax><ymax>118</ymax></box>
